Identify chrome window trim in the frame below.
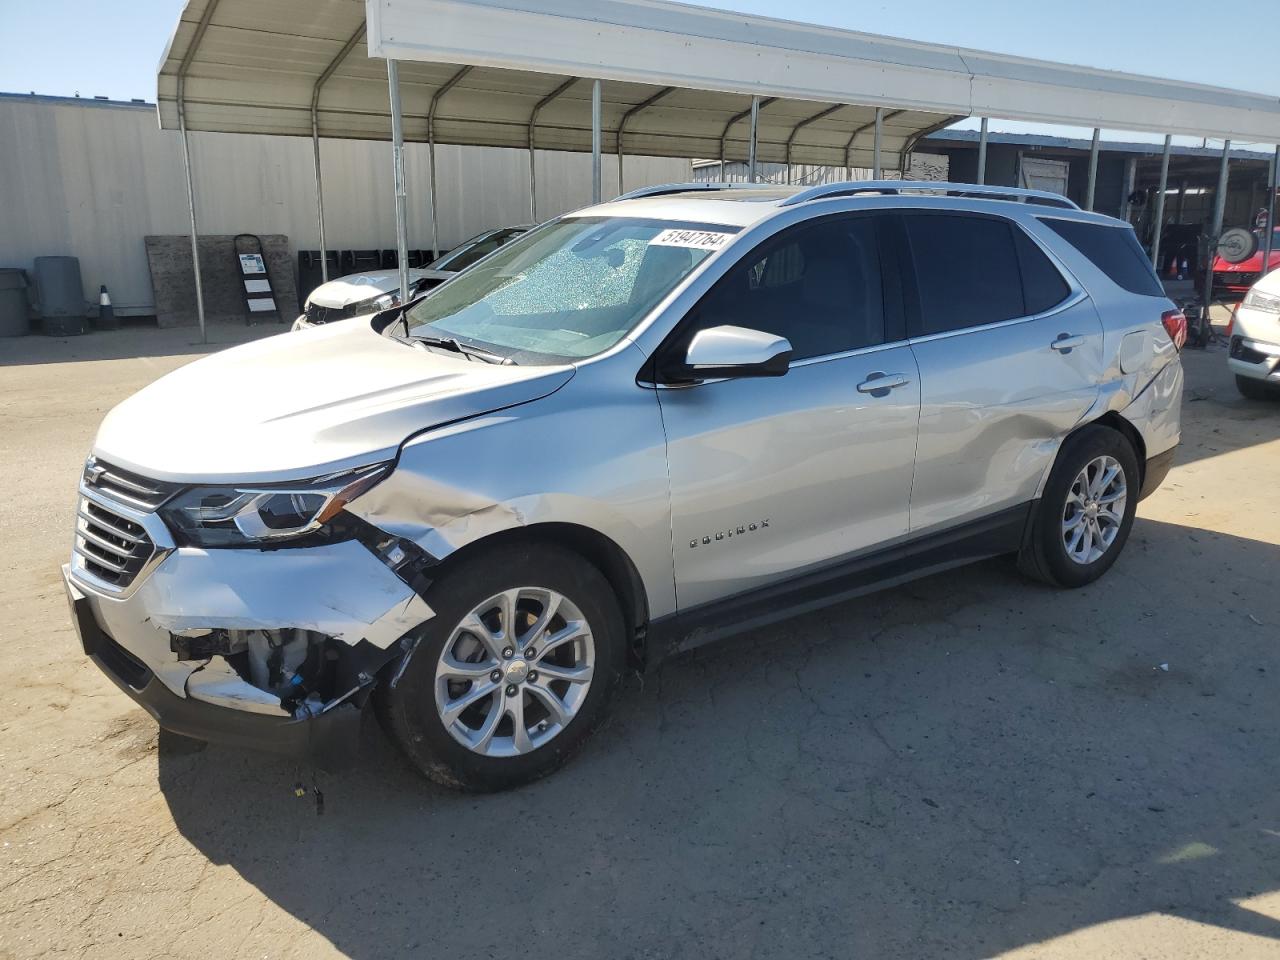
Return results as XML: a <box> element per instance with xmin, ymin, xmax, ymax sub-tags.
<box><xmin>644</xmin><ymin>336</ymin><xmax>912</xmax><ymax>388</ymax></box>
<box><xmin>69</xmin><ymin>484</ymin><xmax>175</xmax><ymax>600</ymax></box>
<box><xmin>788</xmin><ymin>337</ymin><xmax>911</xmax><ymax>368</ymax></box>
<box><xmin>906</xmin><ymin>289</ymin><xmax>1089</xmax><ymax>346</ymax></box>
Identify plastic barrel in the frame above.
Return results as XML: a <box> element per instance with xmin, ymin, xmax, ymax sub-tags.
<box><xmin>0</xmin><ymin>268</ymin><xmax>30</xmax><ymax>337</ymax></box>
<box><xmin>34</xmin><ymin>256</ymin><xmax>87</xmax><ymax>336</ymax></box>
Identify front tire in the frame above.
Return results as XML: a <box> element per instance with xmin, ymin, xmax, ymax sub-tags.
<box><xmin>1236</xmin><ymin>374</ymin><xmax>1280</xmax><ymax>401</ymax></box>
<box><xmin>1019</xmin><ymin>425</ymin><xmax>1139</xmax><ymax>588</ymax></box>
<box><xmin>379</xmin><ymin>542</ymin><xmax>624</xmax><ymax>792</ymax></box>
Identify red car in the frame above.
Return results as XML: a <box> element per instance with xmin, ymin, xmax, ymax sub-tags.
<box><xmin>1211</xmin><ymin>228</ymin><xmax>1280</xmax><ymax>295</ymax></box>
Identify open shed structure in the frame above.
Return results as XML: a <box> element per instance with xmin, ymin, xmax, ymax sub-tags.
<box><xmin>158</xmin><ymin>0</ymin><xmax>1280</xmax><ymax>340</ymax></box>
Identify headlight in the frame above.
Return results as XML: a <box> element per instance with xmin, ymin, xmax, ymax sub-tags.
<box><xmin>159</xmin><ymin>464</ymin><xmax>391</xmax><ymax>547</ymax></box>
<box><xmin>1243</xmin><ymin>288</ymin><xmax>1280</xmax><ymax>314</ymax></box>
<box><xmin>346</xmin><ymin>290</ymin><xmax>401</xmax><ymax>318</ymax></box>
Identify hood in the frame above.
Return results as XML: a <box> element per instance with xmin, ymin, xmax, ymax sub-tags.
<box><xmin>308</xmin><ymin>269</ymin><xmax>432</xmax><ymax>308</ymax></box>
<box><xmin>94</xmin><ymin>321</ymin><xmax>574</xmax><ymax>484</ymax></box>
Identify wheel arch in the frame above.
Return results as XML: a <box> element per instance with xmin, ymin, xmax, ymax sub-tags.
<box><xmin>431</xmin><ymin>522</ymin><xmax>651</xmax><ymax>669</ymax></box>
<box><xmin>1082</xmin><ymin>411</ymin><xmax>1147</xmax><ymax>487</ymax></box>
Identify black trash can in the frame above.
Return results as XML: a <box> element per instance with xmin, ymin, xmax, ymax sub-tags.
<box><xmin>0</xmin><ymin>268</ymin><xmax>30</xmax><ymax>337</ymax></box>
<box><xmin>34</xmin><ymin>256</ymin><xmax>88</xmax><ymax>337</ymax></box>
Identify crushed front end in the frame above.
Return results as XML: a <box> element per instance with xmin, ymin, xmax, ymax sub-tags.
<box><xmin>64</xmin><ymin>459</ymin><xmax>434</xmax><ymax>767</ymax></box>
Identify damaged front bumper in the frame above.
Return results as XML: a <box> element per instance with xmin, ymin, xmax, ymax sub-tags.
<box><xmin>64</xmin><ymin>527</ymin><xmax>433</xmax><ymax>767</ymax></box>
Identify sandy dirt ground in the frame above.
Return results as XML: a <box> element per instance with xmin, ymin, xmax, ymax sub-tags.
<box><xmin>1</xmin><ymin>323</ymin><xmax>1278</xmax><ymax>959</ymax></box>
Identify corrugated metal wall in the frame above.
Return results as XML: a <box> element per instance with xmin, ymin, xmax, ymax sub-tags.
<box><xmin>0</xmin><ymin>95</ymin><xmax>691</xmax><ymax>315</ymax></box>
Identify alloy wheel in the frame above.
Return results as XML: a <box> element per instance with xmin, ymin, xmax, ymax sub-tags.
<box><xmin>1061</xmin><ymin>454</ymin><xmax>1127</xmax><ymax>565</ymax></box>
<box><xmin>434</xmin><ymin>587</ymin><xmax>595</xmax><ymax>756</ymax></box>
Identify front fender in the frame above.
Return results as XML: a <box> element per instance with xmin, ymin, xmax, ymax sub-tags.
<box><xmin>346</xmin><ymin>350</ymin><xmax>677</xmax><ymax>619</ymax></box>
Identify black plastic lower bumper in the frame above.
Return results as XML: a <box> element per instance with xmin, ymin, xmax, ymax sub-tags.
<box><xmin>64</xmin><ymin>571</ymin><xmax>361</xmax><ymax>767</ymax></box>
<box><xmin>1140</xmin><ymin>446</ymin><xmax>1178</xmax><ymax>501</ymax></box>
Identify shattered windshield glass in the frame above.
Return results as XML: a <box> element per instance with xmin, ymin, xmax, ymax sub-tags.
<box><xmin>402</xmin><ymin>217</ymin><xmax>736</xmax><ymax>363</ymax></box>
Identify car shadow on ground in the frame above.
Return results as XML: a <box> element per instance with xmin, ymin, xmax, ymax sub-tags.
<box><xmin>157</xmin><ymin>515</ymin><xmax>1280</xmax><ymax>959</ymax></box>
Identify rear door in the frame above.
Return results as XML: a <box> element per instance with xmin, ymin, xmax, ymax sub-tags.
<box><xmin>899</xmin><ymin>210</ymin><xmax>1104</xmax><ymax>532</ymax></box>
<box><xmin>656</xmin><ymin>212</ymin><xmax>921</xmax><ymax>611</ymax></box>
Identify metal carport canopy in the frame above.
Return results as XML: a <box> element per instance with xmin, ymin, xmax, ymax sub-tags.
<box><xmin>159</xmin><ymin>0</ymin><xmax>1280</xmax><ymax>160</ymax></box>
<box><xmin>156</xmin><ymin>0</ymin><xmax>1280</xmax><ymax>344</ymax></box>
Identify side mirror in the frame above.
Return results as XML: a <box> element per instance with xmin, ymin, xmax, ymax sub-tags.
<box><xmin>673</xmin><ymin>325</ymin><xmax>793</xmax><ymax>381</ymax></box>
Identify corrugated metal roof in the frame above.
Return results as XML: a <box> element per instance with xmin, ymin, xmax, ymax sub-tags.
<box><xmin>155</xmin><ymin>0</ymin><xmax>955</xmax><ymax>170</ymax></box>
<box><xmin>158</xmin><ymin>0</ymin><xmax>1280</xmax><ymax>172</ymax></box>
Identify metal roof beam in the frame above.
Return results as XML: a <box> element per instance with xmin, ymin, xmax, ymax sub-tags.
<box><xmin>616</xmin><ymin>86</ymin><xmax>676</xmax><ymax>191</ymax></box>
<box><xmin>784</xmin><ymin>103</ymin><xmax>845</xmax><ymax>183</ymax></box>
<box><xmin>527</xmin><ymin>76</ymin><xmax>580</xmax><ymax>221</ymax></box>
<box><xmin>719</xmin><ymin>97</ymin><xmax>777</xmax><ymax>181</ymax></box>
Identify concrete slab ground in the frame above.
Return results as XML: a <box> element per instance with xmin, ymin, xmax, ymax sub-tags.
<box><xmin>1</xmin><ymin>326</ymin><xmax>1278</xmax><ymax>959</ymax></box>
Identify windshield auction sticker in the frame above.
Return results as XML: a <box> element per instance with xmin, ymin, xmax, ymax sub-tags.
<box><xmin>650</xmin><ymin>228</ymin><xmax>734</xmax><ymax>251</ymax></box>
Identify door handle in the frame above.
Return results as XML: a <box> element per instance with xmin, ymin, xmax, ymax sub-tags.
<box><xmin>1050</xmin><ymin>334</ymin><xmax>1085</xmax><ymax>353</ymax></box>
<box><xmin>856</xmin><ymin>372</ymin><xmax>911</xmax><ymax>395</ymax></box>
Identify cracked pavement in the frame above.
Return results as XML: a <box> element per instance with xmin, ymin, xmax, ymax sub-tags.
<box><xmin>1</xmin><ymin>326</ymin><xmax>1278</xmax><ymax>959</ymax></box>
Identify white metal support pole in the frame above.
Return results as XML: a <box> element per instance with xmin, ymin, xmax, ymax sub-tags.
<box><xmin>1150</xmin><ymin>134</ymin><xmax>1172</xmax><ymax>269</ymax></box>
<box><xmin>387</xmin><ymin>59</ymin><xmax>410</xmax><ymax>309</ymax></box>
<box><xmin>1121</xmin><ymin>157</ymin><xmax>1137</xmax><ymax>221</ymax></box>
<box><xmin>591</xmin><ymin>79</ymin><xmax>602</xmax><ymax>204</ymax></box>
<box><xmin>748</xmin><ymin>95</ymin><xmax>760</xmax><ymax>183</ymax></box>
<box><xmin>427</xmin><ymin>140</ymin><xmax>438</xmax><ymax>257</ymax></box>
<box><xmin>177</xmin><ymin>101</ymin><xmax>206</xmax><ymax>344</ymax></box>
<box><xmin>310</xmin><ymin>113</ymin><xmax>328</xmax><ymax>283</ymax></box>
<box><xmin>427</xmin><ymin>67</ymin><xmax>471</xmax><ymax>259</ymax></box>
<box><xmin>528</xmin><ymin>77</ymin><xmax>578</xmax><ymax>224</ymax></box>
<box><xmin>1263</xmin><ymin>145</ymin><xmax>1280</xmax><ymax>280</ymax></box>
<box><xmin>174</xmin><ymin>0</ymin><xmax>217</xmax><ymax>344</ymax></box>
<box><xmin>976</xmin><ymin>117</ymin><xmax>988</xmax><ymax>185</ymax></box>
<box><xmin>1204</xmin><ymin>139</ymin><xmax>1232</xmax><ymax>311</ymax></box>
<box><xmin>872</xmin><ymin>107</ymin><xmax>883</xmax><ymax>179</ymax></box>
<box><xmin>308</xmin><ymin>25</ymin><xmax>364</xmax><ymax>284</ymax></box>
<box><xmin>529</xmin><ymin>138</ymin><xmax>538</xmax><ymax>220</ymax></box>
<box><xmin>1085</xmin><ymin>127</ymin><xmax>1101</xmax><ymax>211</ymax></box>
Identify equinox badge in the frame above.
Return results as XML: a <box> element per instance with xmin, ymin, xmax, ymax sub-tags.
<box><xmin>690</xmin><ymin>519</ymin><xmax>770</xmax><ymax>548</ymax></box>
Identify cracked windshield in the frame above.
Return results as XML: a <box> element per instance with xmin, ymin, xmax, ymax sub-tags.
<box><xmin>402</xmin><ymin>216</ymin><xmax>736</xmax><ymax>362</ymax></box>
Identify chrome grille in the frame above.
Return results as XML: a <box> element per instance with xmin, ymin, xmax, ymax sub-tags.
<box><xmin>75</xmin><ymin>498</ymin><xmax>157</xmax><ymax>589</ymax></box>
<box><xmin>82</xmin><ymin>458</ymin><xmax>179</xmax><ymax>510</ymax></box>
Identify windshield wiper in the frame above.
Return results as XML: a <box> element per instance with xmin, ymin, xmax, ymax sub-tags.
<box><xmin>411</xmin><ymin>334</ymin><xmax>513</xmax><ymax>365</ymax></box>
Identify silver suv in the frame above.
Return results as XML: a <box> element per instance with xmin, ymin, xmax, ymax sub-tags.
<box><xmin>63</xmin><ymin>182</ymin><xmax>1185</xmax><ymax>791</ymax></box>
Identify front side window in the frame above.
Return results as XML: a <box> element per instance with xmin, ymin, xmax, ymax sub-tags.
<box><xmin>679</xmin><ymin>215</ymin><xmax>886</xmax><ymax>361</ymax></box>
<box><xmin>402</xmin><ymin>217</ymin><xmax>733</xmax><ymax>363</ymax></box>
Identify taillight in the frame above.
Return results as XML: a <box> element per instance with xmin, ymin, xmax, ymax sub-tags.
<box><xmin>1161</xmin><ymin>309</ymin><xmax>1187</xmax><ymax>351</ymax></box>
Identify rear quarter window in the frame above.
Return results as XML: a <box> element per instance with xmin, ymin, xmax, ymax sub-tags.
<box><xmin>1040</xmin><ymin>218</ymin><xmax>1164</xmax><ymax>297</ymax></box>
<box><xmin>1013</xmin><ymin>229</ymin><xmax>1071</xmax><ymax>315</ymax></box>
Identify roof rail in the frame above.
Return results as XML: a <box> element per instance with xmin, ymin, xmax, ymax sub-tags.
<box><xmin>613</xmin><ymin>182</ymin><xmax>775</xmax><ymax>201</ymax></box>
<box><xmin>779</xmin><ymin>180</ymin><xmax>1079</xmax><ymax>210</ymax></box>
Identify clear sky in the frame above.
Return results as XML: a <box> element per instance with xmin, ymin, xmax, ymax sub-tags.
<box><xmin>4</xmin><ymin>0</ymin><xmax>1278</xmax><ymax>147</ymax></box>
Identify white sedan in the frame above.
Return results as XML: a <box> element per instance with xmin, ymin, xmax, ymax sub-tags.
<box><xmin>1230</xmin><ymin>268</ymin><xmax>1280</xmax><ymax>399</ymax></box>
<box><xmin>293</xmin><ymin>226</ymin><xmax>529</xmax><ymax>330</ymax></box>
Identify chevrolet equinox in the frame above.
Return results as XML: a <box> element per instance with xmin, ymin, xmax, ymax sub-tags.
<box><xmin>64</xmin><ymin>181</ymin><xmax>1185</xmax><ymax>791</ymax></box>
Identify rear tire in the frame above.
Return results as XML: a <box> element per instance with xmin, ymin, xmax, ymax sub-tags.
<box><xmin>378</xmin><ymin>542</ymin><xmax>624</xmax><ymax>792</ymax></box>
<box><xmin>1019</xmin><ymin>425</ymin><xmax>1140</xmax><ymax>589</ymax></box>
<box><xmin>1236</xmin><ymin>374</ymin><xmax>1280</xmax><ymax>401</ymax></box>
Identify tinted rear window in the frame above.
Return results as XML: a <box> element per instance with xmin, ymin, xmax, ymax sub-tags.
<box><xmin>1041</xmin><ymin>219</ymin><xmax>1164</xmax><ymax>297</ymax></box>
<box><xmin>904</xmin><ymin>214</ymin><xmax>1025</xmax><ymax>335</ymax></box>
